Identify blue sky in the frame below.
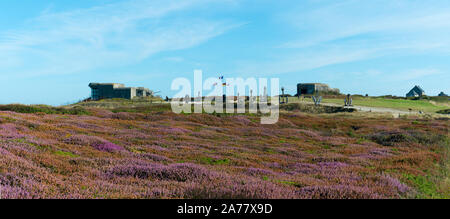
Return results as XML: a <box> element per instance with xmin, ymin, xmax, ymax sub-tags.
<box><xmin>0</xmin><ymin>0</ymin><xmax>449</xmax><ymax>105</ymax></box>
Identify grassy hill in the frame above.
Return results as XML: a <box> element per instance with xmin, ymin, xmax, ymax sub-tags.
<box><xmin>288</xmin><ymin>96</ymin><xmax>449</xmax><ymax>113</ymax></box>
<box><xmin>72</xmin><ymin>97</ymin><xmax>165</xmax><ymax>108</ymax></box>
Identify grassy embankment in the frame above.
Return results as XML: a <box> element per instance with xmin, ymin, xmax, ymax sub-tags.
<box><xmin>288</xmin><ymin>96</ymin><xmax>449</xmax><ymax>114</ymax></box>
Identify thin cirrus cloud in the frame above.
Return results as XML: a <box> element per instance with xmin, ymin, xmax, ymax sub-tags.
<box><xmin>0</xmin><ymin>0</ymin><xmax>239</xmax><ymax>79</ymax></box>
<box><xmin>387</xmin><ymin>69</ymin><xmax>443</xmax><ymax>82</ymax></box>
<box><xmin>263</xmin><ymin>0</ymin><xmax>450</xmax><ymax>74</ymax></box>
<box><xmin>280</xmin><ymin>0</ymin><xmax>450</xmax><ymax>50</ymax></box>
<box><xmin>235</xmin><ymin>48</ymin><xmax>378</xmax><ymax>77</ymax></box>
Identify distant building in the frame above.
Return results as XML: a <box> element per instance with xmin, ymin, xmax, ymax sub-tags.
<box><xmin>438</xmin><ymin>92</ymin><xmax>448</xmax><ymax>97</ymax></box>
<box><xmin>406</xmin><ymin>85</ymin><xmax>425</xmax><ymax>97</ymax></box>
<box><xmin>89</xmin><ymin>83</ymin><xmax>153</xmax><ymax>100</ymax></box>
<box><xmin>297</xmin><ymin>83</ymin><xmax>340</xmax><ymax>96</ymax></box>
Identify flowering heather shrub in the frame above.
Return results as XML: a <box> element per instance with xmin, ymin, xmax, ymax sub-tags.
<box><xmin>246</xmin><ymin>167</ymin><xmax>276</xmax><ymax>176</ymax></box>
<box><xmin>297</xmin><ymin>129</ymin><xmax>321</xmax><ymax>138</ymax></box>
<box><xmin>287</xmin><ymin>163</ymin><xmax>320</xmax><ymax>174</ymax></box>
<box><xmin>232</xmin><ymin>116</ymin><xmax>253</xmax><ymax>126</ymax></box>
<box><xmin>0</xmin><ymin>123</ymin><xmax>25</xmax><ymax>139</ymax></box>
<box><xmin>113</xmin><ymin>132</ymin><xmax>150</xmax><ymax>142</ymax></box>
<box><xmin>107</xmin><ymin>163</ymin><xmax>216</xmax><ymax>182</ymax></box>
<box><xmin>69</xmin><ymin>121</ymin><xmax>104</xmax><ymax>130</ymax></box>
<box><xmin>142</xmin><ymin>113</ymin><xmax>171</xmax><ymax>122</ymax></box>
<box><xmin>0</xmin><ymin>169</ymin><xmax>50</xmax><ymax>199</ymax></box>
<box><xmin>145</xmin><ymin>145</ymin><xmax>169</xmax><ymax>151</ymax></box>
<box><xmin>89</xmin><ymin>108</ymin><xmax>115</xmax><ymax>118</ymax></box>
<box><xmin>0</xmin><ymin>173</ymin><xmax>22</xmax><ymax>188</ymax></box>
<box><xmin>162</xmin><ymin>163</ymin><xmax>217</xmax><ymax>182</ymax></box>
<box><xmin>377</xmin><ymin>174</ymin><xmax>410</xmax><ymax>194</ymax></box>
<box><xmin>92</xmin><ymin>141</ymin><xmax>123</xmax><ymax>152</ymax></box>
<box><xmin>63</xmin><ymin>134</ymin><xmax>123</xmax><ymax>152</ymax></box>
<box><xmin>2</xmin><ymin>140</ymin><xmax>41</xmax><ymax>154</ymax></box>
<box><xmin>0</xmin><ymin>185</ymin><xmax>33</xmax><ymax>199</ymax></box>
<box><xmin>370</xmin><ymin>131</ymin><xmax>409</xmax><ymax>146</ymax></box>
<box><xmin>106</xmin><ymin>163</ymin><xmax>156</xmax><ymax>179</ymax></box>
<box><xmin>183</xmin><ymin>177</ymin><xmax>297</xmax><ymax>199</ymax></box>
<box><xmin>163</xmin><ymin>127</ymin><xmax>190</xmax><ymax>134</ymax></box>
<box><xmin>286</xmin><ymin>162</ymin><xmax>352</xmax><ymax>177</ymax></box>
<box><xmin>63</xmin><ymin>134</ymin><xmax>101</xmax><ymax>146</ymax></box>
<box><xmin>353</xmin><ymin>154</ymin><xmax>379</xmax><ymax>160</ymax></box>
<box><xmin>138</xmin><ymin>153</ymin><xmax>171</xmax><ymax>162</ymax></box>
<box><xmin>109</xmin><ymin>112</ymin><xmax>136</xmax><ymax>120</ymax></box>
<box><xmin>318</xmin><ymin>161</ymin><xmax>349</xmax><ymax>169</ymax></box>
<box><xmin>369</xmin><ymin>148</ymin><xmax>393</xmax><ymax>156</ymax></box>
<box><xmin>298</xmin><ymin>185</ymin><xmax>383</xmax><ymax>199</ymax></box>
<box><xmin>0</xmin><ymin>108</ymin><xmax>447</xmax><ymax>199</ymax></box>
<box><xmin>265</xmin><ymin>162</ymin><xmax>282</xmax><ymax>169</ymax></box>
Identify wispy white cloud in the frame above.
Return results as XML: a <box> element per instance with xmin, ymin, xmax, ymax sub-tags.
<box><xmin>387</xmin><ymin>68</ymin><xmax>443</xmax><ymax>81</ymax></box>
<box><xmin>0</xmin><ymin>0</ymin><xmax>239</xmax><ymax>78</ymax></box>
<box><xmin>280</xmin><ymin>0</ymin><xmax>450</xmax><ymax>51</ymax></box>
<box><xmin>235</xmin><ymin>47</ymin><xmax>377</xmax><ymax>76</ymax></box>
<box><xmin>348</xmin><ymin>68</ymin><xmax>442</xmax><ymax>81</ymax></box>
<box><xmin>242</xmin><ymin>0</ymin><xmax>450</xmax><ymax>76</ymax></box>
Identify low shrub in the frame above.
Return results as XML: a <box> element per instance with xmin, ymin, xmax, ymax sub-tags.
<box><xmin>436</xmin><ymin>109</ymin><xmax>450</xmax><ymax>114</ymax></box>
<box><xmin>297</xmin><ymin>185</ymin><xmax>383</xmax><ymax>199</ymax></box>
<box><xmin>0</xmin><ymin>104</ymin><xmax>90</xmax><ymax>115</ymax></box>
<box><xmin>369</xmin><ymin>130</ymin><xmax>446</xmax><ymax>146</ymax></box>
<box><xmin>369</xmin><ymin>131</ymin><xmax>415</xmax><ymax>146</ymax></box>
<box><xmin>280</xmin><ymin>103</ymin><xmax>356</xmax><ymax>113</ymax></box>
<box><xmin>107</xmin><ymin>163</ymin><xmax>216</xmax><ymax>182</ymax></box>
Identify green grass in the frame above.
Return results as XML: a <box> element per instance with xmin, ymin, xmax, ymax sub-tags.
<box><xmin>279</xmin><ymin>180</ymin><xmax>304</xmax><ymax>188</ymax></box>
<box><xmin>73</xmin><ymin>97</ymin><xmax>165</xmax><ymax>108</ymax></box>
<box><xmin>13</xmin><ymin>138</ymin><xmax>49</xmax><ymax>150</ymax></box>
<box><xmin>288</xmin><ymin>96</ymin><xmax>449</xmax><ymax>113</ymax></box>
<box><xmin>402</xmin><ymin>136</ymin><xmax>450</xmax><ymax>199</ymax></box>
<box><xmin>403</xmin><ymin>173</ymin><xmax>445</xmax><ymax>199</ymax></box>
<box><xmin>199</xmin><ymin>157</ymin><xmax>231</xmax><ymax>165</ymax></box>
<box><xmin>111</xmin><ymin>104</ymin><xmax>172</xmax><ymax>113</ymax></box>
<box><xmin>67</xmin><ymin>96</ymin><xmax>448</xmax><ymax>116</ymax></box>
<box><xmin>0</xmin><ymin>104</ymin><xmax>91</xmax><ymax>115</ymax></box>
<box><xmin>54</xmin><ymin>150</ymin><xmax>79</xmax><ymax>158</ymax></box>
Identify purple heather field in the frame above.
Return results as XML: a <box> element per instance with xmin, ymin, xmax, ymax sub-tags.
<box><xmin>0</xmin><ymin>106</ymin><xmax>448</xmax><ymax>199</ymax></box>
